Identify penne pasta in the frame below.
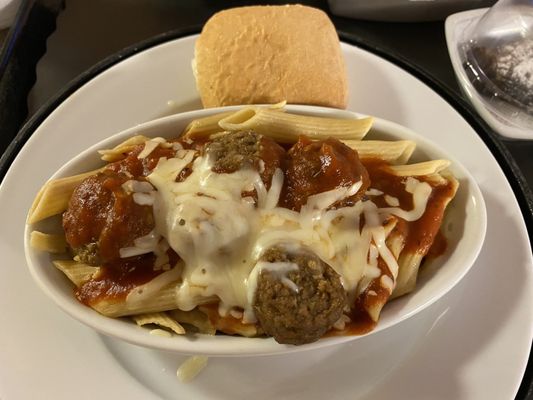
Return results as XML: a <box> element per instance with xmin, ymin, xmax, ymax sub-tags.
<box><xmin>362</xmin><ymin>227</ymin><xmax>406</xmax><ymax>322</ymax></box>
<box><xmin>29</xmin><ymin>106</ymin><xmax>459</xmax><ymax>345</ymax></box>
<box><xmin>387</xmin><ymin>229</ymin><xmax>406</xmax><ymax>261</ymax></box>
<box><xmin>98</xmin><ymin>135</ymin><xmax>149</xmax><ymax>161</ymax></box>
<box><xmin>30</xmin><ymin>231</ymin><xmax>67</xmax><ymax>254</ymax></box>
<box><xmin>392</xmin><ymin>174</ymin><xmax>458</xmax><ymax>299</ymax></box>
<box><xmin>92</xmin><ymin>284</ymin><xmax>180</xmax><ymax>317</ymax></box>
<box><xmin>427</xmin><ymin>170</ymin><xmax>457</xmax><ymax>186</ymax></box>
<box><xmin>366</xmin><ymin>296</ymin><xmax>386</xmax><ymax>323</ymax></box>
<box><xmin>182</xmin><ymin>110</ymin><xmax>236</xmax><ymax>138</ymax></box>
<box><xmin>183</xmin><ymin>102</ymin><xmax>287</xmax><ymax>139</ymax></box>
<box><xmin>52</xmin><ymin>260</ymin><xmax>101</xmax><ymax>288</ymax></box>
<box><xmin>199</xmin><ymin>305</ymin><xmax>259</xmax><ymax>338</ymax></box>
<box><xmin>28</xmin><ymin>168</ymin><xmax>103</xmax><ymax>224</ymax></box>
<box><xmin>167</xmin><ymin>308</ymin><xmax>216</xmax><ymax>335</ymax></box>
<box><xmin>391</xmin><ymin>252</ymin><xmax>425</xmax><ymax>299</ymax></box>
<box><xmin>382</xmin><ymin>216</ymin><xmax>399</xmax><ymax>238</ymax></box>
<box><xmin>342</xmin><ymin>140</ymin><xmax>416</xmax><ymax>165</ymax></box>
<box><xmin>216</xmin><ymin>107</ymin><xmax>373</xmax><ymax>143</ymax></box>
<box><xmin>132</xmin><ymin>312</ymin><xmax>186</xmax><ymax>334</ymax></box>
<box><xmin>351</xmin><ymin>217</ymin><xmax>400</xmax><ymax>324</ymax></box>
<box><xmin>388</xmin><ymin>159</ymin><xmax>451</xmax><ymax>176</ymax></box>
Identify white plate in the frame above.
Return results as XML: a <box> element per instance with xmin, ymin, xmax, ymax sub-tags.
<box><xmin>445</xmin><ymin>8</ymin><xmax>533</xmax><ymax>140</ymax></box>
<box><xmin>1</xmin><ymin>35</ymin><xmax>531</xmax><ymax>399</ymax></box>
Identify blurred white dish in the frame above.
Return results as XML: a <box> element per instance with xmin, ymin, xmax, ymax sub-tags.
<box><xmin>446</xmin><ymin>8</ymin><xmax>533</xmax><ymax>139</ymax></box>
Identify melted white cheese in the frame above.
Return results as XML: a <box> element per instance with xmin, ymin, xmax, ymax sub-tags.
<box><xmin>177</xmin><ymin>356</ymin><xmax>209</xmax><ymax>383</ymax></box>
<box><xmin>119</xmin><ymin>230</ymin><xmax>160</xmax><ymax>258</ymax></box>
<box><xmin>137</xmin><ymin>138</ymin><xmax>169</xmax><ymax>159</ymax></box>
<box><xmin>384</xmin><ymin>195</ymin><xmax>400</xmax><ymax>207</ymax></box>
<box><xmin>148</xmin><ymin>153</ymin><xmax>260</xmax><ymax>313</ymax></box>
<box><xmin>133</xmin><ymin>192</ymin><xmax>155</xmax><ymax>206</ymax></box>
<box><xmin>126</xmin><ymin>265</ymin><xmax>183</xmax><ymax>305</ymax></box>
<box><xmin>143</xmin><ymin>149</ymin><xmax>434</xmax><ymax>321</ymax></box>
<box><xmin>379</xmin><ymin>177</ymin><xmax>432</xmax><ymax>221</ymax></box>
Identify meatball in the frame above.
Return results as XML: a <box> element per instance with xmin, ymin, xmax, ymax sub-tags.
<box><xmin>281</xmin><ymin>136</ymin><xmax>369</xmax><ymax>211</ymax></box>
<box><xmin>205</xmin><ymin>130</ymin><xmax>285</xmax><ymax>187</ymax></box>
<box><xmin>253</xmin><ymin>246</ymin><xmax>347</xmax><ymax>345</ymax></box>
<box><xmin>62</xmin><ymin>170</ymin><xmax>155</xmax><ymax>265</ymax></box>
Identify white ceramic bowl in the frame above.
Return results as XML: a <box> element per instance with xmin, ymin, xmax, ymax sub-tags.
<box><xmin>24</xmin><ymin>105</ymin><xmax>487</xmax><ymax>356</ymax></box>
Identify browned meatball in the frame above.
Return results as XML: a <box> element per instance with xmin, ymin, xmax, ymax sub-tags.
<box><xmin>62</xmin><ymin>170</ymin><xmax>155</xmax><ymax>266</ymax></box>
<box><xmin>280</xmin><ymin>136</ymin><xmax>369</xmax><ymax>211</ymax></box>
<box><xmin>205</xmin><ymin>130</ymin><xmax>285</xmax><ymax>188</ymax></box>
<box><xmin>253</xmin><ymin>246</ymin><xmax>347</xmax><ymax>345</ymax></box>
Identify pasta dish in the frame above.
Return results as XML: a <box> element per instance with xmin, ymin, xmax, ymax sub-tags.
<box><xmin>28</xmin><ymin>106</ymin><xmax>458</xmax><ymax>345</ymax></box>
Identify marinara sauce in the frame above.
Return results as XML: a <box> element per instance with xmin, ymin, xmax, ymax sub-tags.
<box><xmin>63</xmin><ymin>133</ymin><xmax>452</xmax><ymax>330</ymax></box>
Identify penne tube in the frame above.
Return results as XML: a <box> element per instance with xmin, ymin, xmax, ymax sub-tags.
<box><xmin>92</xmin><ymin>284</ymin><xmax>180</xmax><ymax>317</ymax></box>
<box><xmin>98</xmin><ymin>135</ymin><xmax>149</xmax><ymax>161</ymax></box>
<box><xmin>366</xmin><ymin>299</ymin><xmax>385</xmax><ymax>323</ymax></box>
<box><xmin>388</xmin><ymin>159</ymin><xmax>451</xmax><ymax>176</ymax></box>
<box><xmin>430</xmin><ymin>170</ymin><xmax>460</xmax><ymax>189</ymax></box>
<box><xmin>382</xmin><ymin>216</ymin><xmax>399</xmax><ymax>238</ymax></box>
<box><xmin>168</xmin><ymin>308</ymin><xmax>216</xmax><ymax>335</ymax></box>
<box><xmin>342</xmin><ymin>140</ymin><xmax>416</xmax><ymax>165</ymax></box>
<box><xmin>354</xmin><ymin>217</ymin><xmax>398</xmax><ymax>305</ymax></box>
<box><xmin>199</xmin><ymin>305</ymin><xmax>259</xmax><ymax>338</ymax></box>
<box><xmin>386</xmin><ymin>230</ymin><xmax>406</xmax><ymax>261</ymax></box>
<box><xmin>30</xmin><ymin>107</ymin><xmax>460</xmax><ymax>344</ymax></box>
<box><xmin>391</xmin><ymin>252</ymin><xmax>424</xmax><ymax>299</ymax></box>
<box><xmin>392</xmin><ymin>173</ymin><xmax>458</xmax><ymax>299</ymax></box>
<box><xmin>30</xmin><ymin>231</ymin><xmax>67</xmax><ymax>253</ymax></box>
<box><xmin>182</xmin><ymin>102</ymin><xmax>287</xmax><ymax>139</ymax></box>
<box><xmin>182</xmin><ymin>110</ymin><xmax>236</xmax><ymax>138</ymax></box>
<box><xmin>132</xmin><ymin>312</ymin><xmax>186</xmax><ymax>334</ymax></box>
<box><xmin>52</xmin><ymin>260</ymin><xmax>101</xmax><ymax>288</ymax></box>
<box><xmin>424</xmin><ymin>172</ymin><xmax>450</xmax><ymax>186</ymax></box>
<box><xmin>28</xmin><ymin>168</ymin><xmax>103</xmax><ymax>224</ymax></box>
<box><xmin>363</xmin><ymin>273</ymin><xmax>393</xmax><ymax>323</ymax></box>
<box><xmin>217</xmin><ymin>107</ymin><xmax>373</xmax><ymax>143</ymax></box>
<box><xmin>361</xmin><ymin>225</ymin><xmax>406</xmax><ymax>323</ymax></box>
<box><xmin>95</xmin><ymin>288</ymin><xmax>218</xmax><ymax>318</ymax></box>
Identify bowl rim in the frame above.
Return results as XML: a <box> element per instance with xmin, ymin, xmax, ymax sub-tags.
<box><xmin>24</xmin><ymin>104</ymin><xmax>487</xmax><ymax>356</ymax></box>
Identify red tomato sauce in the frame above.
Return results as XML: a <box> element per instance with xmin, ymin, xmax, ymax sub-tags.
<box><xmin>63</xmin><ymin>133</ymin><xmax>452</xmax><ymax>332</ymax></box>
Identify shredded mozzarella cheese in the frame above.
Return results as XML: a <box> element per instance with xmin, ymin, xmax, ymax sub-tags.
<box><xmin>138</xmin><ymin>139</ymin><xmax>159</xmax><ymax>159</ymax></box>
<box><xmin>126</xmin><ymin>148</ymin><xmax>436</xmax><ymax>322</ymax></box>
<box><xmin>177</xmin><ymin>356</ymin><xmax>209</xmax><ymax>383</ymax></box>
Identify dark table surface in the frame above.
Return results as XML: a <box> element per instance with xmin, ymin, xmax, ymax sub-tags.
<box><xmin>1</xmin><ymin>0</ymin><xmax>531</xmax><ymax>398</ymax></box>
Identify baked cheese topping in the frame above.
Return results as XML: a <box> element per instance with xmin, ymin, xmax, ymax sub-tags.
<box><xmin>124</xmin><ymin>144</ymin><xmax>433</xmax><ymax>322</ymax></box>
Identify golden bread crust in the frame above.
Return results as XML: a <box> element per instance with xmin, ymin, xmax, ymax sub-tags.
<box><xmin>195</xmin><ymin>5</ymin><xmax>348</xmax><ymax>109</ymax></box>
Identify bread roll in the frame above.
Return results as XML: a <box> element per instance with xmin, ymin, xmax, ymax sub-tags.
<box><xmin>194</xmin><ymin>5</ymin><xmax>348</xmax><ymax>109</ymax></box>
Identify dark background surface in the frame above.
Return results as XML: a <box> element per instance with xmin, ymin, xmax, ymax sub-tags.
<box><xmin>3</xmin><ymin>0</ymin><xmax>532</xmax><ymax>190</ymax></box>
<box><xmin>0</xmin><ymin>0</ymin><xmax>531</xmax><ymax>398</ymax></box>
